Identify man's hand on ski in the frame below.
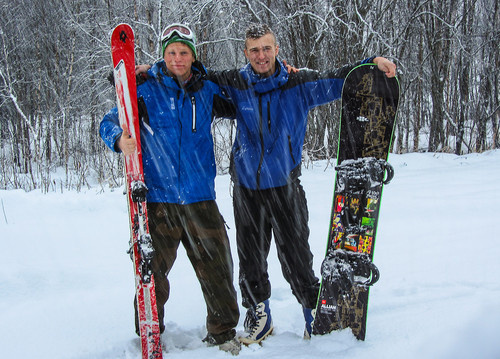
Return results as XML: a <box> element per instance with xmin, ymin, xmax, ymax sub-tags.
<box><xmin>373</xmin><ymin>57</ymin><xmax>397</xmax><ymax>78</ymax></box>
<box><xmin>118</xmin><ymin>127</ymin><xmax>137</xmax><ymax>156</ymax></box>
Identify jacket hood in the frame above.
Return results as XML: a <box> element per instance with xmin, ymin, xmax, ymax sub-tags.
<box><xmin>240</xmin><ymin>59</ymin><xmax>289</xmax><ymax>94</ymax></box>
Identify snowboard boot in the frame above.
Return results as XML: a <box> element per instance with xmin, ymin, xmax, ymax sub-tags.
<box><xmin>239</xmin><ymin>299</ymin><xmax>273</xmax><ymax>345</ymax></box>
<box><xmin>303</xmin><ymin>307</ymin><xmax>316</xmax><ymax>339</ymax></box>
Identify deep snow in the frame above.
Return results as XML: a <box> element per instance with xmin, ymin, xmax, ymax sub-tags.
<box><xmin>1</xmin><ymin>151</ymin><xmax>499</xmax><ymax>359</ymax></box>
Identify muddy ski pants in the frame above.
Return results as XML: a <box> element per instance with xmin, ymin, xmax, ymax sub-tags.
<box><xmin>134</xmin><ymin>200</ymin><xmax>239</xmax><ymax>344</ymax></box>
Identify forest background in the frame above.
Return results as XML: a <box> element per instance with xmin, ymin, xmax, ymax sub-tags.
<box><xmin>0</xmin><ymin>0</ymin><xmax>498</xmax><ymax>192</ymax></box>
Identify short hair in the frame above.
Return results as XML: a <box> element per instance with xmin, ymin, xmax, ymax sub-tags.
<box><xmin>245</xmin><ymin>23</ymin><xmax>277</xmax><ymax>48</ymax></box>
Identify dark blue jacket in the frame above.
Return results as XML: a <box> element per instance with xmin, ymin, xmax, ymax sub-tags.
<box><xmin>100</xmin><ymin>60</ymin><xmax>233</xmax><ymax>204</ymax></box>
<box><xmin>212</xmin><ymin>57</ymin><xmax>374</xmax><ymax>190</ymax></box>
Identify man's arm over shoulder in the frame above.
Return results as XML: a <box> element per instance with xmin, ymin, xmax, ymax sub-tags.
<box><xmin>207</xmin><ymin>69</ymin><xmax>249</xmax><ymax>90</ymax></box>
<box><xmin>212</xmin><ymin>94</ymin><xmax>236</xmax><ymax>119</ymax></box>
<box><xmin>291</xmin><ymin>56</ymin><xmax>377</xmax><ymax>83</ymax></box>
<box><xmin>317</xmin><ymin>56</ymin><xmax>395</xmax><ymax>79</ymax></box>
<box><xmin>284</xmin><ymin>56</ymin><xmax>395</xmax><ymax>107</ymax></box>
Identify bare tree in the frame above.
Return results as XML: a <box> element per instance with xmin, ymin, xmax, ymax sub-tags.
<box><xmin>0</xmin><ymin>0</ymin><xmax>498</xmax><ymax>191</ymax></box>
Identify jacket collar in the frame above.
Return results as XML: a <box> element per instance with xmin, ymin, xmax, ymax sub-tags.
<box><xmin>150</xmin><ymin>60</ymin><xmax>207</xmax><ymax>91</ymax></box>
<box><xmin>240</xmin><ymin>59</ymin><xmax>288</xmax><ymax>94</ymax></box>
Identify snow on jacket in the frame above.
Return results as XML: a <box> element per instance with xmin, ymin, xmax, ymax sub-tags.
<box><xmin>212</xmin><ymin>57</ymin><xmax>375</xmax><ymax>190</ymax></box>
<box><xmin>100</xmin><ymin>60</ymin><xmax>234</xmax><ymax>204</ymax></box>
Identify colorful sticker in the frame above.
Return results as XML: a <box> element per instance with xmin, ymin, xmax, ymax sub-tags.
<box><xmin>331</xmin><ymin>213</ymin><xmax>343</xmax><ymax>233</ymax></box>
<box><xmin>333</xmin><ymin>231</ymin><xmax>346</xmax><ymax>249</ymax></box>
<box><xmin>349</xmin><ymin>196</ymin><xmax>361</xmax><ymax>216</ymax></box>
<box><xmin>362</xmin><ymin>217</ymin><xmax>375</xmax><ymax>228</ymax></box>
<box><xmin>335</xmin><ymin>195</ymin><xmax>345</xmax><ymax>212</ymax></box>
<box><xmin>344</xmin><ymin>233</ymin><xmax>359</xmax><ymax>252</ymax></box>
<box><xmin>358</xmin><ymin>236</ymin><xmax>373</xmax><ymax>254</ymax></box>
<box><xmin>365</xmin><ymin>198</ymin><xmax>378</xmax><ymax>214</ymax></box>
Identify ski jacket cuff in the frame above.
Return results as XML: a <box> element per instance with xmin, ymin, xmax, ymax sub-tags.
<box><xmin>363</xmin><ymin>56</ymin><xmax>377</xmax><ymax>64</ymax></box>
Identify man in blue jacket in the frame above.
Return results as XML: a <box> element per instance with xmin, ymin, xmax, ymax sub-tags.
<box><xmin>100</xmin><ymin>24</ymin><xmax>240</xmax><ymax>354</ymax></box>
<box><xmin>212</xmin><ymin>23</ymin><xmax>396</xmax><ymax>344</ymax></box>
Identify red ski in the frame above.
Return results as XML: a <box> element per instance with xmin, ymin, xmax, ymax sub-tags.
<box><xmin>111</xmin><ymin>23</ymin><xmax>163</xmax><ymax>358</ymax></box>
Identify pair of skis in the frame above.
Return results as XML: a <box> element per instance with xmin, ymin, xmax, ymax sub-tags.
<box><xmin>111</xmin><ymin>24</ymin><xmax>162</xmax><ymax>359</ymax></box>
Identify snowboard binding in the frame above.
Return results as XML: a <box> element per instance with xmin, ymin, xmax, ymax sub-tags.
<box><xmin>335</xmin><ymin>157</ymin><xmax>394</xmax><ymax>193</ymax></box>
<box><xmin>321</xmin><ymin>249</ymin><xmax>380</xmax><ymax>296</ymax></box>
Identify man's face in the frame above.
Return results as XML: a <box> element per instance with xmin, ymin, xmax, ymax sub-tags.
<box><xmin>163</xmin><ymin>42</ymin><xmax>194</xmax><ymax>82</ymax></box>
<box><xmin>244</xmin><ymin>33</ymin><xmax>279</xmax><ymax>78</ymax></box>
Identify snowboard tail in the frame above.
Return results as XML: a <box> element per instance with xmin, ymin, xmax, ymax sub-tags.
<box><xmin>313</xmin><ymin>64</ymin><xmax>400</xmax><ymax>340</ymax></box>
<box><xmin>111</xmin><ymin>24</ymin><xmax>163</xmax><ymax>358</ymax></box>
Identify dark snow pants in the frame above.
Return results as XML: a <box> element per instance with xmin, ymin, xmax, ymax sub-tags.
<box><xmin>134</xmin><ymin>200</ymin><xmax>239</xmax><ymax>344</ymax></box>
<box><xmin>233</xmin><ymin>180</ymin><xmax>320</xmax><ymax>309</ymax></box>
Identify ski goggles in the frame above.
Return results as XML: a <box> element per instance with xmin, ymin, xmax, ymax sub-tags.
<box><xmin>161</xmin><ymin>24</ymin><xmax>195</xmax><ymax>44</ymax></box>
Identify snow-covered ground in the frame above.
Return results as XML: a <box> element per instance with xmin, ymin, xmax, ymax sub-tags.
<box><xmin>1</xmin><ymin>151</ymin><xmax>499</xmax><ymax>359</ymax></box>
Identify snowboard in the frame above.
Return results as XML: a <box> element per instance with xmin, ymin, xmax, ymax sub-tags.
<box><xmin>111</xmin><ymin>24</ymin><xmax>163</xmax><ymax>358</ymax></box>
<box><xmin>312</xmin><ymin>63</ymin><xmax>400</xmax><ymax>340</ymax></box>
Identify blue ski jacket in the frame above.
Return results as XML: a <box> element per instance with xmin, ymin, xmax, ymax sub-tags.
<box><xmin>212</xmin><ymin>57</ymin><xmax>375</xmax><ymax>190</ymax></box>
<box><xmin>100</xmin><ymin>60</ymin><xmax>234</xmax><ymax>204</ymax></box>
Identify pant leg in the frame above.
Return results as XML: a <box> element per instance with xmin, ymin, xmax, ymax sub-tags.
<box><xmin>135</xmin><ymin>202</ymin><xmax>182</xmax><ymax>334</ymax></box>
<box><xmin>268</xmin><ymin>181</ymin><xmax>320</xmax><ymax>309</ymax></box>
<box><xmin>181</xmin><ymin>200</ymin><xmax>239</xmax><ymax>343</ymax></box>
<box><xmin>233</xmin><ymin>185</ymin><xmax>273</xmax><ymax>308</ymax></box>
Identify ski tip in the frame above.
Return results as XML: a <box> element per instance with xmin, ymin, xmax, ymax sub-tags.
<box><xmin>113</xmin><ymin>23</ymin><xmax>133</xmax><ymax>31</ymax></box>
<box><xmin>111</xmin><ymin>23</ymin><xmax>134</xmax><ymax>42</ymax></box>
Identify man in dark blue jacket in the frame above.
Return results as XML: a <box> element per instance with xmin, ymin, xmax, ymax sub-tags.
<box><xmin>100</xmin><ymin>24</ymin><xmax>240</xmax><ymax>354</ymax></box>
<box><xmin>212</xmin><ymin>23</ymin><xmax>396</xmax><ymax>344</ymax></box>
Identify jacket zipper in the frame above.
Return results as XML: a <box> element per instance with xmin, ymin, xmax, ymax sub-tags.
<box><xmin>177</xmin><ymin>91</ymin><xmax>183</xmax><ymax>203</ymax></box>
<box><xmin>191</xmin><ymin>96</ymin><xmax>196</xmax><ymax>132</ymax></box>
<box><xmin>267</xmin><ymin>103</ymin><xmax>271</xmax><ymax>131</ymax></box>
<box><xmin>288</xmin><ymin>135</ymin><xmax>296</xmax><ymax>164</ymax></box>
<box><xmin>256</xmin><ymin>96</ymin><xmax>264</xmax><ymax>189</ymax></box>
